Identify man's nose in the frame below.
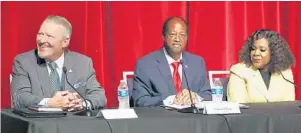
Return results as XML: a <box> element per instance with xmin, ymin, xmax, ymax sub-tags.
<box><xmin>39</xmin><ymin>35</ymin><xmax>47</xmax><ymax>43</ymax></box>
<box><xmin>174</xmin><ymin>34</ymin><xmax>180</xmax><ymax>42</ymax></box>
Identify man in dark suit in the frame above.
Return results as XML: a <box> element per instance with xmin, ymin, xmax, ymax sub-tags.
<box><xmin>11</xmin><ymin>15</ymin><xmax>106</xmax><ymax>111</ymax></box>
<box><xmin>132</xmin><ymin>17</ymin><xmax>212</xmax><ymax>107</ymax></box>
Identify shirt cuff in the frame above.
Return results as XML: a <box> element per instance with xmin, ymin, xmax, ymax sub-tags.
<box><xmin>82</xmin><ymin>100</ymin><xmax>92</xmax><ymax>109</ymax></box>
<box><xmin>163</xmin><ymin>95</ymin><xmax>176</xmax><ymax>105</ymax></box>
<box><xmin>197</xmin><ymin>94</ymin><xmax>204</xmax><ymax>102</ymax></box>
<box><xmin>38</xmin><ymin>98</ymin><xmax>51</xmax><ymax>106</ymax></box>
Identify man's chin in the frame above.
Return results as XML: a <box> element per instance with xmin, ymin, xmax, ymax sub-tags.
<box><xmin>37</xmin><ymin>52</ymin><xmax>49</xmax><ymax>59</ymax></box>
<box><xmin>170</xmin><ymin>49</ymin><xmax>183</xmax><ymax>55</ymax></box>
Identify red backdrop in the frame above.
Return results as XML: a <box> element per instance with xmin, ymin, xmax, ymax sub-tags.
<box><xmin>1</xmin><ymin>1</ymin><xmax>301</xmax><ymax>108</ymax></box>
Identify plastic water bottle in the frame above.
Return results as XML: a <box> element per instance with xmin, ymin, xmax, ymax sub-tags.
<box><xmin>118</xmin><ymin>80</ymin><xmax>130</xmax><ymax>109</ymax></box>
<box><xmin>212</xmin><ymin>78</ymin><xmax>223</xmax><ymax>102</ymax></box>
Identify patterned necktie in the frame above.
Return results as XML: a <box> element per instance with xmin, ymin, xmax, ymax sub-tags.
<box><xmin>171</xmin><ymin>62</ymin><xmax>182</xmax><ymax>94</ymax></box>
<box><xmin>49</xmin><ymin>62</ymin><xmax>61</xmax><ymax>92</ymax></box>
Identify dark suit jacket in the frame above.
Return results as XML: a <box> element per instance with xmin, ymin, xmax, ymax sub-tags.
<box><xmin>132</xmin><ymin>49</ymin><xmax>212</xmax><ymax>107</ymax></box>
<box><xmin>11</xmin><ymin>49</ymin><xmax>107</xmax><ymax>109</ymax></box>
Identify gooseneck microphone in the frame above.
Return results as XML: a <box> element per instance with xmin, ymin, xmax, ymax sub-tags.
<box><xmin>177</xmin><ymin>60</ymin><xmax>200</xmax><ymax>113</ymax></box>
<box><xmin>279</xmin><ymin>71</ymin><xmax>301</xmax><ymax>108</ymax></box>
<box><xmin>280</xmin><ymin>72</ymin><xmax>301</xmax><ymax>88</ymax></box>
<box><xmin>63</xmin><ymin>67</ymin><xmax>92</xmax><ymax>116</ymax></box>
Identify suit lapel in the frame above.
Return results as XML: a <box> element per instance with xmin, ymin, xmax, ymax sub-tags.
<box><xmin>252</xmin><ymin>69</ymin><xmax>269</xmax><ymax>101</ymax></box>
<box><xmin>156</xmin><ymin>49</ymin><xmax>175</xmax><ymax>94</ymax></box>
<box><xmin>35</xmin><ymin>50</ymin><xmax>54</xmax><ymax>97</ymax></box>
<box><xmin>63</xmin><ymin>50</ymin><xmax>76</xmax><ymax>91</ymax></box>
<box><xmin>182</xmin><ymin>52</ymin><xmax>192</xmax><ymax>90</ymax></box>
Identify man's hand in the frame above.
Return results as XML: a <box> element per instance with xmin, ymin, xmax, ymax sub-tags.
<box><xmin>48</xmin><ymin>91</ymin><xmax>84</xmax><ymax>111</ymax></box>
<box><xmin>47</xmin><ymin>91</ymin><xmax>72</xmax><ymax>109</ymax></box>
<box><xmin>173</xmin><ymin>89</ymin><xmax>198</xmax><ymax>105</ymax></box>
<box><xmin>66</xmin><ymin>92</ymin><xmax>84</xmax><ymax>112</ymax></box>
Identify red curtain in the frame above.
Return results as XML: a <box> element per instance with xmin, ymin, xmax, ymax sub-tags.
<box><xmin>2</xmin><ymin>1</ymin><xmax>300</xmax><ymax>108</ymax></box>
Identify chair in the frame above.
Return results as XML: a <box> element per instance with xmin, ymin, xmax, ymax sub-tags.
<box><xmin>10</xmin><ymin>74</ymin><xmax>14</xmax><ymax>108</ymax></box>
<box><xmin>122</xmin><ymin>71</ymin><xmax>134</xmax><ymax>107</ymax></box>
<box><xmin>208</xmin><ymin>70</ymin><xmax>230</xmax><ymax>101</ymax></box>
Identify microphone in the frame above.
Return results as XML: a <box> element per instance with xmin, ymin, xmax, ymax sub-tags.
<box><xmin>177</xmin><ymin>60</ymin><xmax>200</xmax><ymax>113</ymax></box>
<box><xmin>63</xmin><ymin>67</ymin><xmax>92</xmax><ymax>117</ymax></box>
<box><xmin>280</xmin><ymin>72</ymin><xmax>301</xmax><ymax>88</ymax></box>
<box><xmin>279</xmin><ymin>72</ymin><xmax>301</xmax><ymax>108</ymax></box>
<box><xmin>229</xmin><ymin>70</ymin><xmax>244</xmax><ymax>80</ymax></box>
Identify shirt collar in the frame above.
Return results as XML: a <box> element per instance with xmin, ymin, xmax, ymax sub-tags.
<box><xmin>163</xmin><ymin>47</ymin><xmax>182</xmax><ymax>65</ymax></box>
<box><xmin>46</xmin><ymin>53</ymin><xmax>65</xmax><ymax>69</ymax></box>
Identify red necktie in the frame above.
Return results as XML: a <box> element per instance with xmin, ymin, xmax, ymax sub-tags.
<box><xmin>171</xmin><ymin>62</ymin><xmax>182</xmax><ymax>94</ymax></box>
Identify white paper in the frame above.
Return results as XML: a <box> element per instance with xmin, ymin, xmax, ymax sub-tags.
<box><xmin>164</xmin><ymin>101</ymin><xmax>247</xmax><ymax>111</ymax></box>
<box><xmin>28</xmin><ymin>105</ymin><xmax>63</xmax><ymax>112</ymax></box>
<box><xmin>203</xmin><ymin>102</ymin><xmax>241</xmax><ymax>114</ymax></box>
<box><xmin>101</xmin><ymin>109</ymin><xmax>138</xmax><ymax>119</ymax></box>
<box><xmin>36</xmin><ymin>108</ymin><xmax>63</xmax><ymax>112</ymax></box>
<box><xmin>163</xmin><ymin>94</ymin><xmax>204</xmax><ymax>107</ymax></box>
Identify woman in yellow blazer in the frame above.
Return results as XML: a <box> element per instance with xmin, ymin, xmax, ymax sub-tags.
<box><xmin>227</xmin><ymin>29</ymin><xmax>296</xmax><ymax>103</ymax></box>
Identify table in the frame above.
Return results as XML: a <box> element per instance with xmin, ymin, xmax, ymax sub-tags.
<box><xmin>2</xmin><ymin>101</ymin><xmax>301</xmax><ymax>133</ymax></box>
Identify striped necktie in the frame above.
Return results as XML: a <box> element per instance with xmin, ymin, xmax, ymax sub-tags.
<box><xmin>49</xmin><ymin>62</ymin><xmax>61</xmax><ymax>92</ymax></box>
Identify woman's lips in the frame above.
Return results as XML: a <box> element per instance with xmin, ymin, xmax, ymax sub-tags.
<box><xmin>253</xmin><ymin>59</ymin><xmax>261</xmax><ymax>63</ymax></box>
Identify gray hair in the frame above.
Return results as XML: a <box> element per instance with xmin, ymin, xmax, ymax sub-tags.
<box><xmin>45</xmin><ymin>15</ymin><xmax>72</xmax><ymax>38</ymax></box>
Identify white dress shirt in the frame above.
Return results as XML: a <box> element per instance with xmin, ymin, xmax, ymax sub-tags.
<box><xmin>163</xmin><ymin>47</ymin><xmax>183</xmax><ymax>80</ymax></box>
<box><xmin>162</xmin><ymin>48</ymin><xmax>203</xmax><ymax>105</ymax></box>
<box><xmin>162</xmin><ymin>47</ymin><xmax>183</xmax><ymax>105</ymax></box>
<box><xmin>38</xmin><ymin>53</ymin><xmax>92</xmax><ymax>109</ymax></box>
<box><xmin>46</xmin><ymin>53</ymin><xmax>65</xmax><ymax>81</ymax></box>
<box><xmin>38</xmin><ymin>53</ymin><xmax>64</xmax><ymax>105</ymax></box>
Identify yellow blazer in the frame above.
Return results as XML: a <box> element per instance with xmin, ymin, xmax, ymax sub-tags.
<box><xmin>227</xmin><ymin>63</ymin><xmax>295</xmax><ymax>103</ymax></box>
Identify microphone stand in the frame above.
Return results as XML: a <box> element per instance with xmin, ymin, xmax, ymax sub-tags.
<box><xmin>63</xmin><ymin>67</ymin><xmax>92</xmax><ymax>117</ymax></box>
<box><xmin>280</xmin><ymin>72</ymin><xmax>301</xmax><ymax>88</ymax></box>
<box><xmin>177</xmin><ymin>60</ymin><xmax>200</xmax><ymax>114</ymax></box>
<box><xmin>279</xmin><ymin>72</ymin><xmax>301</xmax><ymax>108</ymax></box>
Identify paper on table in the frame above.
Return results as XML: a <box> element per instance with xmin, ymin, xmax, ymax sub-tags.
<box><xmin>203</xmin><ymin>102</ymin><xmax>241</xmax><ymax>114</ymax></box>
<box><xmin>101</xmin><ymin>109</ymin><xmax>138</xmax><ymax>119</ymax></box>
<box><xmin>163</xmin><ymin>101</ymin><xmax>249</xmax><ymax>110</ymax></box>
<box><xmin>28</xmin><ymin>105</ymin><xmax>63</xmax><ymax>112</ymax></box>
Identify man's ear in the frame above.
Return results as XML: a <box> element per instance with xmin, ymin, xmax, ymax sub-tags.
<box><xmin>62</xmin><ymin>37</ymin><xmax>70</xmax><ymax>48</ymax></box>
<box><xmin>162</xmin><ymin>35</ymin><xmax>166</xmax><ymax>42</ymax></box>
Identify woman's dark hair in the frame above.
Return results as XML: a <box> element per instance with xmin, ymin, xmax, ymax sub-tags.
<box><xmin>239</xmin><ymin>29</ymin><xmax>295</xmax><ymax>73</ymax></box>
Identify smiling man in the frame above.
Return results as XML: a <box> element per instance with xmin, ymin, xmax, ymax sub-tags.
<box><xmin>132</xmin><ymin>17</ymin><xmax>212</xmax><ymax>107</ymax></box>
<box><xmin>11</xmin><ymin>15</ymin><xmax>106</xmax><ymax>111</ymax></box>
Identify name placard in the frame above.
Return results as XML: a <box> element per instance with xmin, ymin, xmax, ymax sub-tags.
<box><xmin>203</xmin><ymin>102</ymin><xmax>241</xmax><ymax>114</ymax></box>
<box><xmin>101</xmin><ymin>109</ymin><xmax>138</xmax><ymax>119</ymax></box>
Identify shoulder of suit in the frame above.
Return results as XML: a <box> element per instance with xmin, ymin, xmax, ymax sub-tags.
<box><xmin>183</xmin><ymin>51</ymin><xmax>204</xmax><ymax>61</ymax></box>
<box><xmin>281</xmin><ymin>68</ymin><xmax>292</xmax><ymax>73</ymax></box>
<box><xmin>230</xmin><ymin>63</ymin><xmax>250</xmax><ymax>71</ymax></box>
<box><xmin>14</xmin><ymin>49</ymin><xmax>36</xmax><ymax>61</ymax></box>
<box><xmin>230</xmin><ymin>63</ymin><xmax>254</xmax><ymax>77</ymax></box>
<box><xmin>137</xmin><ymin>49</ymin><xmax>161</xmax><ymax>62</ymax></box>
<box><xmin>279</xmin><ymin>68</ymin><xmax>293</xmax><ymax>78</ymax></box>
<box><xmin>67</xmin><ymin>50</ymin><xmax>91</xmax><ymax>61</ymax></box>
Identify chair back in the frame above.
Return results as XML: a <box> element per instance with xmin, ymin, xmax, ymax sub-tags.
<box><xmin>208</xmin><ymin>70</ymin><xmax>230</xmax><ymax>101</ymax></box>
<box><xmin>122</xmin><ymin>71</ymin><xmax>134</xmax><ymax>107</ymax></box>
<box><xmin>10</xmin><ymin>74</ymin><xmax>14</xmax><ymax>108</ymax></box>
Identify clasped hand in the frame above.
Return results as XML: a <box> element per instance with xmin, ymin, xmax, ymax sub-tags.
<box><xmin>173</xmin><ymin>89</ymin><xmax>200</xmax><ymax>105</ymax></box>
<box><xmin>47</xmin><ymin>91</ymin><xmax>84</xmax><ymax>111</ymax></box>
